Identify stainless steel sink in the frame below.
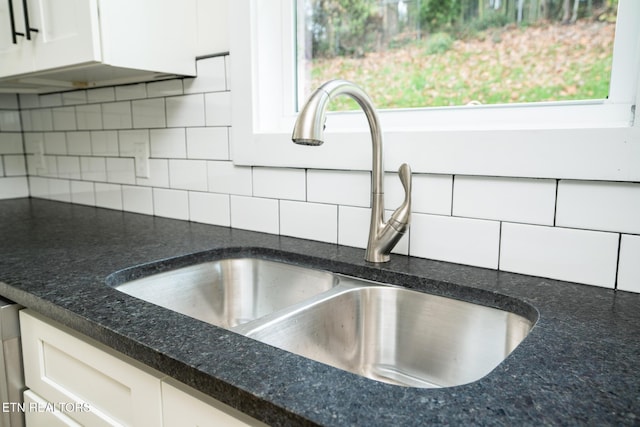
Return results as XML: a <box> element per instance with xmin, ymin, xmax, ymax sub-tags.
<box><xmin>242</xmin><ymin>285</ymin><xmax>532</xmax><ymax>388</ymax></box>
<box><xmin>113</xmin><ymin>257</ymin><xmax>337</xmax><ymax>328</ymax></box>
<box><xmin>111</xmin><ymin>256</ymin><xmax>535</xmax><ymax>388</ymax></box>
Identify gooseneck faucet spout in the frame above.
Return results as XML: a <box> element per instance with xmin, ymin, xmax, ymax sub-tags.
<box><xmin>292</xmin><ymin>79</ymin><xmax>412</xmax><ymax>263</ymax></box>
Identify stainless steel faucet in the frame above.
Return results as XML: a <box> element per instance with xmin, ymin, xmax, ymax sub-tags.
<box><xmin>292</xmin><ymin>79</ymin><xmax>412</xmax><ymax>263</ymax></box>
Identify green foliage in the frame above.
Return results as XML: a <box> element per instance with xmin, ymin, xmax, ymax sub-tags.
<box><xmin>425</xmin><ymin>32</ymin><xmax>454</xmax><ymax>55</ymax></box>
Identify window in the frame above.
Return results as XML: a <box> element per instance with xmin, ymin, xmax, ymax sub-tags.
<box><xmin>230</xmin><ymin>0</ymin><xmax>640</xmax><ymax>181</ymax></box>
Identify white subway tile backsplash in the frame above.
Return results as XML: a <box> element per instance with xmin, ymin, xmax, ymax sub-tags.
<box><xmin>253</xmin><ymin>167</ymin><xmax>306</xmax><ymax>201</ymax></box>
<box><xmin>189</xmin><ymin>191</ymin><xmax>230</xmax><ymax>226</ymax></box>
<box><xmin>186</xmin><ymin>127</ymin><xmax>229</xmax><ymax>160</ymax></box>
<box><xmin>70</xmin><ymin>180</ymin><xmax>95</xmax><ymax>206</ymax></box>
<box><xmin>19</xmin><ymin>110</ymin><xmax>33</xmax><ymax>131</ymax></box>
<box><xmin>44</xmin><ymin>133</ymin><xmax>66</xmax><ymax>155</ymax></box>
<box><xmin>184</xmin><ymin>57</ymin><xmax>226</xmax><ymax>94</ymax></box>
<box><xmin>147</xmin><ymin>80</ymin><xmax>183</xmax><ymax>98</ymax></box>
<box><xmin>0</xmin><ymin>133</ymin><xmax>23</xmax><ymax>154</ymax></box>
<box><xmin>91</xmin><ymin>131</ymin><xmax>119</xmax><ymax>156</ymax></box>
<box><xmin>62</xmin><ymin>91</ymin><xmax>87</xmax><ymax>106</ymax></box>
<box><xmin>307</xmin><ymin>170</ymin><xmax>370</xmax><ymax>207</ymax></box>
<box><xmin>119</xmin><ymin>129</ymin><xmax>149</xmax><ymax>157</ymax></box>
<box><xmin>411</xmin><ymin>174</ymin><xmax>453</xmax><ymax>215</ymax></box>
<box><xmin>207</xmin><ymin>161</ymin><xmax>252</xmax><ymax>195</ymax></box>
<box><xmin>102</xmin><ymin>102</ymin><xmax>132</xmax><ymax>129</ymax></box>
<box><xmin>122</xmin><ymin>185</ymin><xmax>153</xmax><ymax>215</ymax></box>
<box><xmin>52</xmin><ymin>107</ymin><xmax>77</xmax><ymax>131</ymax></box>
<box><xmin>116</xmin><ymin>83</ymin><xmax>147</xmax><ymax>100</ymax></box>
<box><xmin>66</xmin><ymin>132</ymin><xmax>92</xmax><ymax>155</ymax></box>
<box><xmin>87</xmin><ymin>87</ymin><xmax>115</xmax><ymax>104</ymax></box>
<box><xmin>338</xmin><ymin>205</ymin><xmax>370</xmax><ymax>249</ymax></box>
<box><xmin>153</xmin><ymin>188</ymin><xmax>189</xmax><ymax>220</ymax></box>
<box><xmin>204</xmin><ymin>92</ymin><xmax>232</xmax><ymax>126</ymax></box>
<box><xmin>500</xmin><ymin>223</ymin><xmax>619</xmax><ymax>288</ymax></box>
<box><xmin>230</xmin><ymin>195</ymin><xmax>279</xmax><ymax>234</ymax></box>
<box><xmin>3</xmin><ymin>155</ymin><xmax>26</xmax><ymax>176</ymax></box>
<box><xmin>166</xmin><ymin>94</ymin><xmax>205</xmax><ymax>127</ymax></box>
<box><xmin>28</xmin><ymin>177</ymin><xmax>48</xmax><ymax>198</ymax></box>
<box><xmin>150</xmin><ymin>128</ymin><xmax>186</xmax><ymax>158</ymax></box>
<box><xmin>0</xmin><ymin>110</ymin><xmax>21</xmax><ymax>131</ymax></box>
<box><xmin>30</xmin><ymin>109</ymin><xmax>53</xmax><ymax>131</ymax></box>
<box><xmin>106</xmin><ymin>158</ymin><xmax>135</xmax><ymax>184</ymax></box>
<box><xmin>280</xmin><ymin>200</ymin><xmax>338</xmax><ymax>244</ymax></box>
<box><xmin>453</xmin><ymin>176</ymin><xmax>556</xmax><ymax>225</ymax></box>
<box><xmin>95</xmin><ymin>183</ymin><xmax>123</xmax><ymax>210</ymax></box>
<box><xmin>48</xmin><ymin>178</ymin><xmax>71</xmax><ymax>202</ymax></box>
<box><xmin>0</xmin><ymin>177</ymin><xmax>28</xmax><ymax>199</ymax></box>
<box><xmin>23</xmin><ymin>133</ymin><xmax>43</xmax><ymax>154</ymax></box>
<box><xmin>76</xmin><ymin>104</ymin><xmax>103</xmax><ymax>130</ymax></box>
<box><xmin>410</xmin><ymin>213</ymin><xmax>500</xmax><ymax>269</ymax></box>
<box><xmin>39</xmin><ymin>94</ymin><xmax>62</xmax><ymax>107</ymax></box>
<box><xmin>0</xmin><ymin>94</ymin><xmax>18</xmax><ymax>109</ymax></box>
<box><xmin>136</xmin><ymin>159</ymin><xmax>169</xmax><ymax>188</ymax></box>
<box><xmin>132</xmin><ymin>98</ymin><xmax>166</xmax><ymax>129</ymax></box>
<box><xmin>557</xmin><ymin>180</ymin><xmax>640</xmax><ymax>234</ymax></box>
<box><xmin>80</xmin><ymin>157</ymin><xmax>107</xmax><ymax>182</ymax></box>
<box><xmin>169</xmin><ymin>159</ymin><xmax>208</xmax><ymax>191</ymax></box>
<box><xmin>19</xmin><ymin>94</ymin><xmax>39</xmax><ymax>109</ymax></box>
<box><xmin>57</xmin><ymin>157</ymin><xmax>81</xmax><ymax>180</ymax></box>
<box><xmin>617</xmin><ymin>234</ymin><xmax>640</xmax><ymax>293</ymax></box>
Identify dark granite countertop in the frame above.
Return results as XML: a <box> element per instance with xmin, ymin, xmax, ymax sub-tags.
<box><xmin>1</xmin><ymin>198</ymin><xmax>638</xmax><ymax>426</ymax></box>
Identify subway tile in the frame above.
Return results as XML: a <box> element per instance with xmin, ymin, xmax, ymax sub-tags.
<box><xmin>557</xmin><ymin>180</ymin><xmax>640</xmax><ymax>234</ymax></box>
<box><xmin>307</xmin><ymin>169</ymin><xmax>370</xmax><ymax>207</ymax></box>
<box><xmin>453</xmin><ymin>176</ymin><xmax>556</xmax><ymax>225</ymax></box>
<box><xmin>87</xmin><ymin>87</ymin><xmax>115</xmax><ymax>103</ymax></box>
<box><xmin>136</xmin><ymin>159</ymin><xmax>169</xmax><ymax>188</ymax></box>
<box><xmin>204</xmin><ymin>92</ymin><xmax>231</xmax><ymax>126</ymax></box>
<box><xmin>0</xmin><ymin>133</ymin><xmax>23</xmax><ymax>154</ymax></box>
<box><xmin>169</xmin><ymin>159</ymin><xmax>208</xmax><ymax>191</ymax></box>
<box><xmin>280</xmin><ymin>200</ymin><xmax>338</xmax><ymax>244</ymax></box>
<box><xmin>0</xmin><ymin>177</ymin><xmax>29</xmax><ymax>199</ymax></box>
<box><xmin>147</xmin><ymin>79</ymin><xmax>183</xmax><ymax>98</ymax></box>
<box><xmin>153</xmin><ymin>188</ymin><xmax>189</xmax><ymax>220</ymax></box>
<box><xmin>76</xmin><ymin>104</ymin><xmax>103</xmax><ymax>130</ymax></box>
<box><xmin>28</xmin><ymin>177</ymin><xmax>48</xmax><ymax>198</ymax></box>
<box><xmin>30</xmin><ymin>109</ymin><xmax>53</xmax><ymax>131</ymax></box>
<box><xmin>95</xmin><ymin>183</ymin><xmax>123</xmax><ymax>210</ymax></box>
<box><xmin>500</xmin><ymin>223</ymin><xmax>619</xmax><ymax>288</ymax></box>
<box><xmin>184</xmin><ymin>57</ymin><xmax>227</xmax><ymax>94</ymax></box>
<box><xmin>253</xmin><ymin>167</ymin><xmax>306</xmax><ymax>200</ymax></box>
<box><xmin>119</xmin><ymin>129</ymin><xmax>149</xmax><ymax>157</ymax></box>
<box><xmin>410</xmin><ymin>174</ymin><xmax>453</xmax><ymax>215</ymax></box>
<box><xmin>207</xmin><ymin>161</ymin><xmax>252</xmax><ymax>195</ymax></box>
<box><xmin>0</xmin><ymin>94</ymin><xmax>18</xmax><ymax>109</ymax></box>
<box><xmin>44</xmin><ymin>133</ymin><xmax>67</xmax><ymax>155</ymax></box>
<box><xmin>66</xmin><ymin>132</ymin><xmax>92</xmax><ymax>155</ymax></box>
<box><xmin>186</xmin><ymin>127</ymin><xmax>228</xmax><ymax>160</ymax></box>
<box><xmin>132</xmin><ymin>98</ymin><xmax>166</xmax><ymax>128</ymax></box>
<box><xmin>102</xmin><ymin>102</ymin><xmax>132</xmax><ymax>129</ymax></box>
<box><xmin>19</xmin><ymin>110</ymin><xmax>33</xmax><ymax>131</ymax></box>
<box><xmin>410</xmin><ymin>213</ymin><xmax>500</xmax><ymax>269</ymax></box>
<box><xmin>57</xmin><ymin>157</ymin><xmax>81</xmax><ymax>180</ymax></box>
<box><xmin>115</xmin><ymin>83</ymin><xmax>147</xmax><ymax>100</ymax></box>
<box><xmin>166</xmin><ymin>94</ymin><xmax>205</xmax><ymax>127</ymax></box>
<box><xmin>617</xmin><ymin>234</ymin><xmax>640</xmax><ymax>293</ymax></box>
<box><xmin>48</xmin><ymin>179</ymin><xmax>71</xmax><ymax>202</ymax></box>
<box><xmin>70</xmin><ymin>180</ymin><xmax>95</xmax><ymax>206</ymax></box>
<box><xmin>43</xmin><ymin>156</ymin><xmax>58</xmax><ymax>177</ymax></box>
<box><xmin>52</xmin><ymin>107</ymin><xmax>77</xmax><ymax>131</ymax></box>
<box><xmin>62</xmin><ymin>91</ymin><xmax>87</xmax><ymax>105</ymax></box>
<box><xmin>150</xmin><ymin>128</ymin><xmax>186</xmax><ymax>158</ymax></box>
<box><xmin>106</xmin><ymin>158</ymin><xmax>136</xmax><ymax>185</ymax></box>
<box><xmin>0</xmin><ymin>110</ymin><xmax>21</xmax><ymax>131</ymax></box>
<box><xmin>80</xmin><ymin>157</ymin><xmax>107</xmax><ymax>182</ymax></box>
<box><xmin>230</xmin><ymin>195</ymin><xmax>279</xmax><ymax>234</ymax></box>
<box><xmin>189</xmin><ymin>191</ymin><xmax>230</xmax><ymax>226</ymax></box>
<box><xmin>122</xmin><ymin>185</ymin><xmax>154</xmax><ymax>215</ymax></box>
<box><xmin>19</xmin><ymin>94</ymin><xmax>39</xmax><ymax>109</ymax></box>
<box><xmin>91</xmin><ymin>131</ymin><xmax>119</xmax><ymax>156</ymax></box>
<box><xmin>39</xmin><ymin>94</ymin><xmax>62</xmax><ymax>107</ymax></box>
<box><xmin>338</xmin><ymin>206</ymin><xmax>370</xmax><ymax>249</ymax></box>
<box><xmin>4</xmin><ymin>155</ymin><xmax>26</xmax><ymax>176</ymax></box>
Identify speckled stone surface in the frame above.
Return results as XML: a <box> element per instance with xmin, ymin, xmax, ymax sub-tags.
<box><xmin>1</xmin><ymin>198</ymin><xmax>638</xmax><ymax>426</ymax></box>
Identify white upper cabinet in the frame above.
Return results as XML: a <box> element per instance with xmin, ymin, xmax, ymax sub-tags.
<box><xmin>0</xmin><ymin>0</ymin><xmax>197</xmax><ymax>93</ymax></box>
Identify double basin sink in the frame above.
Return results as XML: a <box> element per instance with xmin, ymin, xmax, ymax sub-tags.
<box><xmin>108</xmin><ymin>255</ymin><xmax>535</xmax><ymax>388</ymax></box>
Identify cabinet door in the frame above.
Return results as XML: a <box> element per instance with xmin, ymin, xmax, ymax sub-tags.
<box><xmin>0</xmin><ymin>0</ymin><xmax>35</xmax><ymax>76</ymax></box>
<box><xmin>29</xmin><ymin>0</ymin><xmax>101</xmax><ymax>72</ymax></box>
<box><xmin>20</xmin><ymin>310</ymin><xmax>163</xmax><ymax>427</ymax></box>
<box><xmin>23</xmin><ymin>390</ymin><xmax>82</xmax><ymax>427</ymax></box>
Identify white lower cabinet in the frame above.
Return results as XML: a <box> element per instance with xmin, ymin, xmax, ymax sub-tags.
<box><xmin>19</xmin><ymin>310</ymin><xmax>265</xmax><ymax>427</ymax></box>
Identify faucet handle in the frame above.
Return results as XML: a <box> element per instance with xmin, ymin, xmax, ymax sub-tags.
<box><xmin>389</xmin><ymin>163</ymin><xmax>412</xmax><ymax>229</ymax></box>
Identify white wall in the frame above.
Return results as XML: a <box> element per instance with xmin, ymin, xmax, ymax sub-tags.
<box><xmin>2</xmin><ymin>0</ymin><xmax>638</xmax><ymax>294</ymax></box>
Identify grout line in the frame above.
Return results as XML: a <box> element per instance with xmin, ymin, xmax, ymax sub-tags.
<box><xmin>553</xmin><ymin>178</ymin><xmax>559</xmax><ymax>226</ymax></box>
<box><xmin>614</xmin><ymin>233</ymin><xmax>622</xmax><ymax>290</ymax></box>
<box><xmin>497</xmin><ymin>221</ymin><xmax>503</xmax><ymax>271</ymax></box>
<box><xmin>450</xmin><ymin>175</ymin><xmax>455</xmax><ymax>216</ymax></box>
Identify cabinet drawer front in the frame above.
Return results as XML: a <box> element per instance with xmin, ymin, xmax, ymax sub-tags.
<box><xmin>23</xmin><ymin>390</ymin><xmax>81</xmax><ymax>427</ymax></box>
<box><xmin>20</xmin><ymin>310</ymin><xmax>163</xmax><ymax>427</ymax></box>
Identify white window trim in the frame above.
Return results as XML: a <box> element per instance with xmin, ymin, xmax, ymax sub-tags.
<box><xmin>230</xmin><ymin>0</ymin><xmax>640</xmax><ymax>181</ymax></box>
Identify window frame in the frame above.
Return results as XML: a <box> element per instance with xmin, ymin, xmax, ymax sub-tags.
<box><xmin>230</xmin><ymin>0</ymin><xmax>640</xmax><ymax>181</ymax></box>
